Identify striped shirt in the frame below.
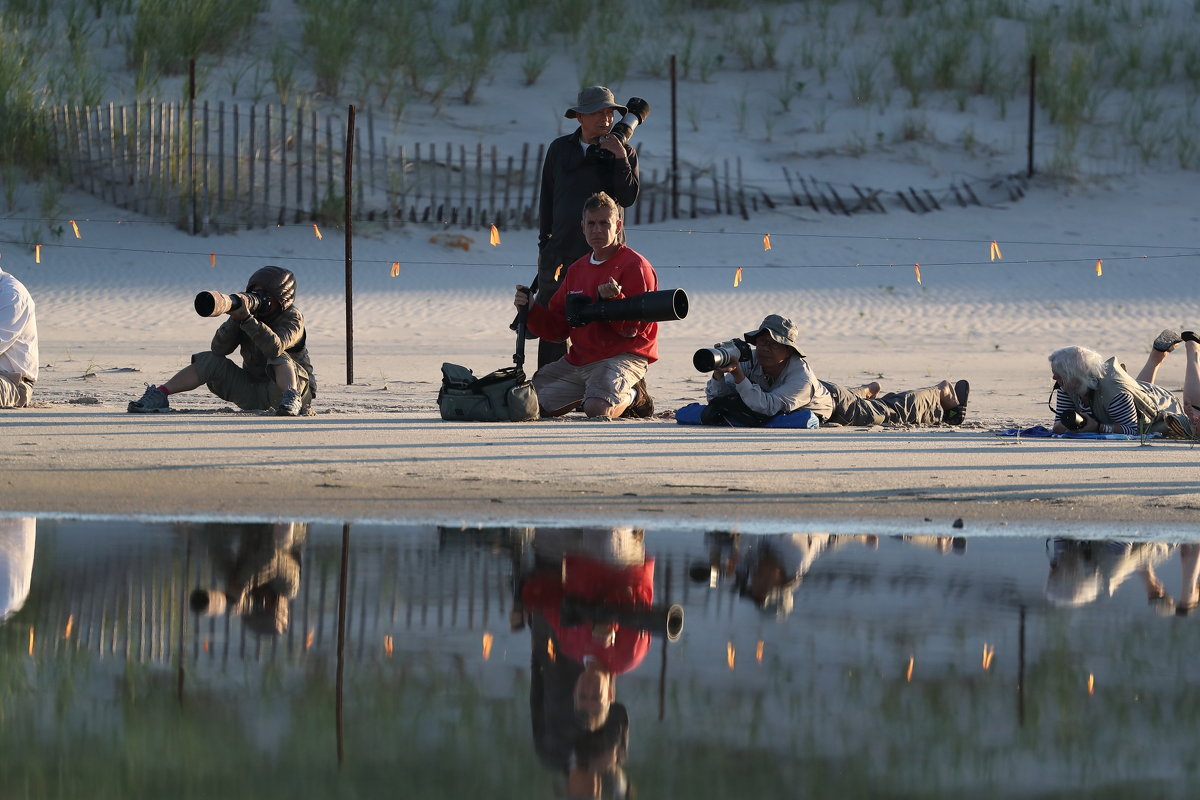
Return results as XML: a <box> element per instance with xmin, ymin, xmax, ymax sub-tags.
<box><xmin>1056</xmin><ymin>391</ymin><xmax>1138</xmax><ymax>435</ymax></box>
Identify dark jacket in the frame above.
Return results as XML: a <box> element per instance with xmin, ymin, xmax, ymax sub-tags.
<box><xmin>210</xmin><ymin>306</ymin><xmax>317</xmax><ymax>396</ymax></box>
<box><xmin>535</xmin><ymin>131</ymin><xmax>639</xmax><ymax>303</ymax></box>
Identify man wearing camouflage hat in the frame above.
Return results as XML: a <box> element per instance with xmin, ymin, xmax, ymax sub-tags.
<box><xmin>702</xmin><ymin>313</ymin><xmax>969</xmax><ymax>427</ymax></box>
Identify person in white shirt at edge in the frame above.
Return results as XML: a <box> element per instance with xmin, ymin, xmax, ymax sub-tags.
<box><xmin>0</xmin><ymin>264</ymin><xmax>39</xmax><ymax>409</ymax></box>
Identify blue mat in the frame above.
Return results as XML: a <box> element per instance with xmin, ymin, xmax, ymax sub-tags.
<box><xmin>675</xmin><ymin>403</ymin><xmax>820</xmax><ymax>429</ymax></box>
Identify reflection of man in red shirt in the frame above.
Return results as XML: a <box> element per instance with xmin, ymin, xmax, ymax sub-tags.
<box><xmin>521</xmin><ymin>553</ymin><xmax>654</xmax><ymax>731</ymax></box>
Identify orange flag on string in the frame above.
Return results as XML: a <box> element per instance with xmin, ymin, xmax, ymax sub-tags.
<box><xmin>70</xmin><ymin>220</ymin><xmax>81</xmax><ymax>239</ymax></box>
<box><xmin>390</xmin><ymin>261</ymin><xmax>400</xmax><ymax>277</ymax></box>
<box><xmin>1095</xmin><ymin>259</ymin><xmax>1102</xmax><ymax>276</ymax></box>
<box><xmin>313</xmin><ymin>224</ymin><xmax>322</xmax><ymax>240</ymax></box>
<box><xmin>989</xmin><ymin>240</ymin><xmax>1001</xmax><ymax>260</ymax></box>
<box><xmin>914</xmin><ymin>264</ymin><xmax>922</xmax><ymax>284</ymax></box>
<box><xmin>209</xmin><ymin>253</ymin><xmax>216</xmax><ymax>268</ymax></box>
<box><xmin>35</xmin><ymin>244</ymin><xmax>41</xmax><ymax>264</ymax></box>
<box><xmin>490</xmin><ymin>225</ymin><xmax>500</xmax><ymax>246</ymax></box>
<box><xmin>733</xmin><ymin>267</ymin><xmax>743</xmax><ymax>287</ymax></box>
<box><xmin>762</xmin><ymin>233</ymin><xmax>771</xmax><ymax>250</ymax></box>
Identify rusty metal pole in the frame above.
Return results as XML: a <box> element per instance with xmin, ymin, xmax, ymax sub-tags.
<box><xmin>188</xmin><ymin>59</ymin><xmax>198</xmax><ymax>235</ymax></box>
<box><xmin>670</xmin><ymin>54</ymin><xmax>678</xmax><ymax>219</ymax></box>
<box><xmin>1027</xmin><ymin>55</ymin><xmax>1036</xmax><ymax>178</ymax></box>
<box><xmin>344</xmin><ymin>105</ymin><xmax>355</xmax><ymax>384</ymax></box>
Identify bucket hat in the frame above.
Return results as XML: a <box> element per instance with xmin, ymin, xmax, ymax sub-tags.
<box><xmin>565</xmin><ymin>86</ymin><xmax>628</xmax><ymax>118</ymax></box>
<box><xmin>743</xmin><ymin>314</ymin><xmax>805</xmax><ymax>358</ymax></box>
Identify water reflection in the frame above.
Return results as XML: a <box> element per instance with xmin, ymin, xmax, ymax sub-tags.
<box><xmin>0</xmin><ymin>516</ymin><xmax>34</xmax><ymax>622</ymax></box>
<box><xmin>190</xmin><ymin>522</ymin><xmax>306</xmax><ymax>635</ymax></box>
<box><xmin>4</xmin><ymin>519</ymin><xmax>1200</xmax><ymax>797</ymax></box>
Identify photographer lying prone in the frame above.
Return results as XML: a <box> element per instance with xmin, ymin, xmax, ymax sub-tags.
<box><xmin>695</xmin><ymin>314</ymin><xmax>969</xmax><ymax>427</ymax></box>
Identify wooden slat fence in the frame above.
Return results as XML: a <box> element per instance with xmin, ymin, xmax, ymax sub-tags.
<box><xmin>44</xmin><ymin>100</ymin><xmax>1027</xmax><ymax>235</ymax></box>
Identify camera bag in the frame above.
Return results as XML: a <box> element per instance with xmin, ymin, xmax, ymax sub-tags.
<box><xmin>438</xmin><ymin>362</ymin><xmax>539</xmax><ymax>422</ymax></box>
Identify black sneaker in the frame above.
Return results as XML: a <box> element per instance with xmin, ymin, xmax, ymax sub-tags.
<box><xmin>128</xmin><ymin>384</ymin><xmax>169</xmax><ymax>413</ymax></box>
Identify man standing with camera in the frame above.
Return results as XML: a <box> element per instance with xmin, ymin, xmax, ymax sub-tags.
<box><xmin>534</xmin><ymin>86</ymin><xmax>641</xmax><ymax>369</ymax></box>
<box><xmin>127</xmin><ymin>265</ymin><xmax>315</xmax><ymax>416</ymax></box>
<box><xmin>0</xmin><ymin>263</ymin><xmax>38</xmax><ymax>409</ymax></box>
<box><xmin>515</xmin><ymin>192</ymin><xmax>656</xmax><ymax>419</ymax></box>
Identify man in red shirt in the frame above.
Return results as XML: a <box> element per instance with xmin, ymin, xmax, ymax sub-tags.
<box><xmin>514</xmin><ymin>192</ymin><xmax>656</xmax><ymax>418</ymax></box>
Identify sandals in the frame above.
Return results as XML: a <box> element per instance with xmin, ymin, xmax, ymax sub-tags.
<box><xmin>1183</xmin><ymin>330</ymin><xmax>1200</xmax><ymax>344</ymax></box>
<box><xmin>1153</xmin><ymin>329</ymin><xmax>1183</xmax><ymax>352</ymax></box>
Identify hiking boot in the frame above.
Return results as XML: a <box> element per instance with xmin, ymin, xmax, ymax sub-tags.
<box><xmin>128</xmin><ymin>384</ymin><xmax>169</xmax><ymax>413</ymax></box>
<box><xmin>622</xmin><ymin>378</ymin><xmax>654</xmax><ymax>418</ymax></box>
<box><xmin>276</xmin><ymin>388</ymin><xmax>303</xmax><ymax>417</ymax></box>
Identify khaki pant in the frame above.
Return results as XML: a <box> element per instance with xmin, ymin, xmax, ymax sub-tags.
<box><xmin>0</xmin><ymin>370</ymin><xmax>32</xmax><ymax>408</ymax></box>
<box><xmin>192</xmin><ymin>352</ymin><xmax>311</xmax><ymax>411</ymax></box>
<box><xmin>532</xmin><ymin>353</ymin><xmax>648</xmax><ymax>413</ymax></box>
<box><xmin>823</xmin><ymin>381</ymin><xmax>943</xmax><ymax>426</ymax></box>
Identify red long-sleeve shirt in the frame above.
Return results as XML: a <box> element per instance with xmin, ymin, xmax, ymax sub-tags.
<box><xmin>521</xmin><ymin>555</ymin><xmax>655</xmax><ymax>676</ymax></box>
<box><xmin>527</xmin><ymin>245</ymin><xmax>659</xmax><ymax>366</ymax></box>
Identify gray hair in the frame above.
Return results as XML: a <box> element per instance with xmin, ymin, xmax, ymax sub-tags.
<box><xmin>1048</xmin><ymin>345</ymin><xmax>1104</xmax><ymax>398</ymax></box>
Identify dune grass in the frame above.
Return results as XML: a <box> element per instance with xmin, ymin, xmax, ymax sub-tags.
<box><xmin>2</xmin><ymin>0</ymin><xmax>1199</xmax><ymax>183</ymax></box>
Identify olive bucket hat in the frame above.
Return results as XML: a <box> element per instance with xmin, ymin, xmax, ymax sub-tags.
<box><xmin>743</xmin><ymin>314</ymin><xmax>805</xmax><ymax>358</ymax></box>
<box><xmin>565</xmin><ymin>86</ymin><xmax>628</xmax><ymax>118</ymax></box>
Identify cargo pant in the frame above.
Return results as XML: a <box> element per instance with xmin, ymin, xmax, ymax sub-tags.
<box><xmin>192</xmin><ymin>352</ymin><xmax>311</xmax><ymax>411</ymax></box>
<box><xmin>822</xmin><ymin>381</ymin><xmax>944</xmax><ymax>426</ymax></box>
<box><xmin>0</xmin><ymin>370</ymin><xmax>33</xmax><ymax>408</ymax></box>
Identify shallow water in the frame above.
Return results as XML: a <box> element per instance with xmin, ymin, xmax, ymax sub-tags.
<box><xmin>3</xmin><ymin>517</ymin><xmax>1200</xmax><ymax>799</ymax></box>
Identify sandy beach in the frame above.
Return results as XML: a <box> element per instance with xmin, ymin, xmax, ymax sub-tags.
<box><xmin>2</xmin><ymin>0</ymin><xmax>1199</xmax><ymax>532</ymax></box>
<box><xmin>3</xmin><ymin>171</ymin><xmax>1198</xmax><ymax>531</ymax></box>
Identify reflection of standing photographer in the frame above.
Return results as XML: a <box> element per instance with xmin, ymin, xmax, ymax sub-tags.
<box><xmin>127</xmin><ymin>266</ymin><xmax>315</xmax><ymax>416</ymax></box>
<box><xmin>535</xmin><ymin>86</ymin><xmax>641</xmax><ymax>369</ymax></box>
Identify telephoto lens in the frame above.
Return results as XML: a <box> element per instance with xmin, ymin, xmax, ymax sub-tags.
<box><xmin>193</xmin><ymin>288</ymin><xmax>269</xmax><ymax>317</ymax></box>
<box><xmin>692</xmin><ymin>339</ymin><xmax>751</xmax><ymax>372</ymax></box>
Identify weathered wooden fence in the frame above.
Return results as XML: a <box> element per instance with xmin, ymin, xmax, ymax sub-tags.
<box><xmin>44</xmin><ymin>100</ymin><xmax>1028</xmax><ymax>234</ymax></box>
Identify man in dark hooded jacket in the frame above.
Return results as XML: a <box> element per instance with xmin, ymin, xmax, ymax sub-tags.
<box><xmin>534</xmin><ymin>85</ymin><xmax>640</xmax><ymax>368</ymax></box>
<box><xmin>127</xmin><ymin>265</ymin><xmax>316</xmax><ymax>416</ymax></box>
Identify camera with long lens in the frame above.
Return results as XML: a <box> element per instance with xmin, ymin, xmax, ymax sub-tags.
<box><xmin>564</xmin><ymin>287</ymin><xmax>688</xmax><ymax>328</ymax></box>
<box><xmin>693</xmin><ymin>339</ymin><xmax>752</xmax><ymax>372</ymax></box>
<box><xmin>193</xmin><ymin>288</ymin><xmax>272</xmax><ymax>318</ymax></box>
<box><xmin>560</xmin><ymin>597</ymin><xmax>685</xmax><ymax>641</ymax></box>
<box><xmin>586</xmin><ymin>97</ymin><xmax>651</xmax><ymax>163</ymax></box>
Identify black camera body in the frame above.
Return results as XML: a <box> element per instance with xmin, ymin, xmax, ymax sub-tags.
<box><xmin>1058</xmin><ymin>409</ymin><xmax>1087</xmax><ymax>431</ymax></box>
<box><xmin>1051</xmin><ymin>381</ymin><xmax>1088</xmax><ymax>431</ymax></box>
<box><xmin>564</xmin><ymin>288</ymin><xmax>688</xmax><ymax>328</ymax></box>
<box><xmin>585</xmin><ymin>97</ymin><xmax>651</xmax><ymax>163</ymax></box>
<box><xmin>693</xmin><ymin>339</ymin><xmax>752</xmax><ymax>372</ymax></box>
<box><xmin>194</xmin><ymin>288</ymin><xmax>272</xmax><ymax>318</ymax></box>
